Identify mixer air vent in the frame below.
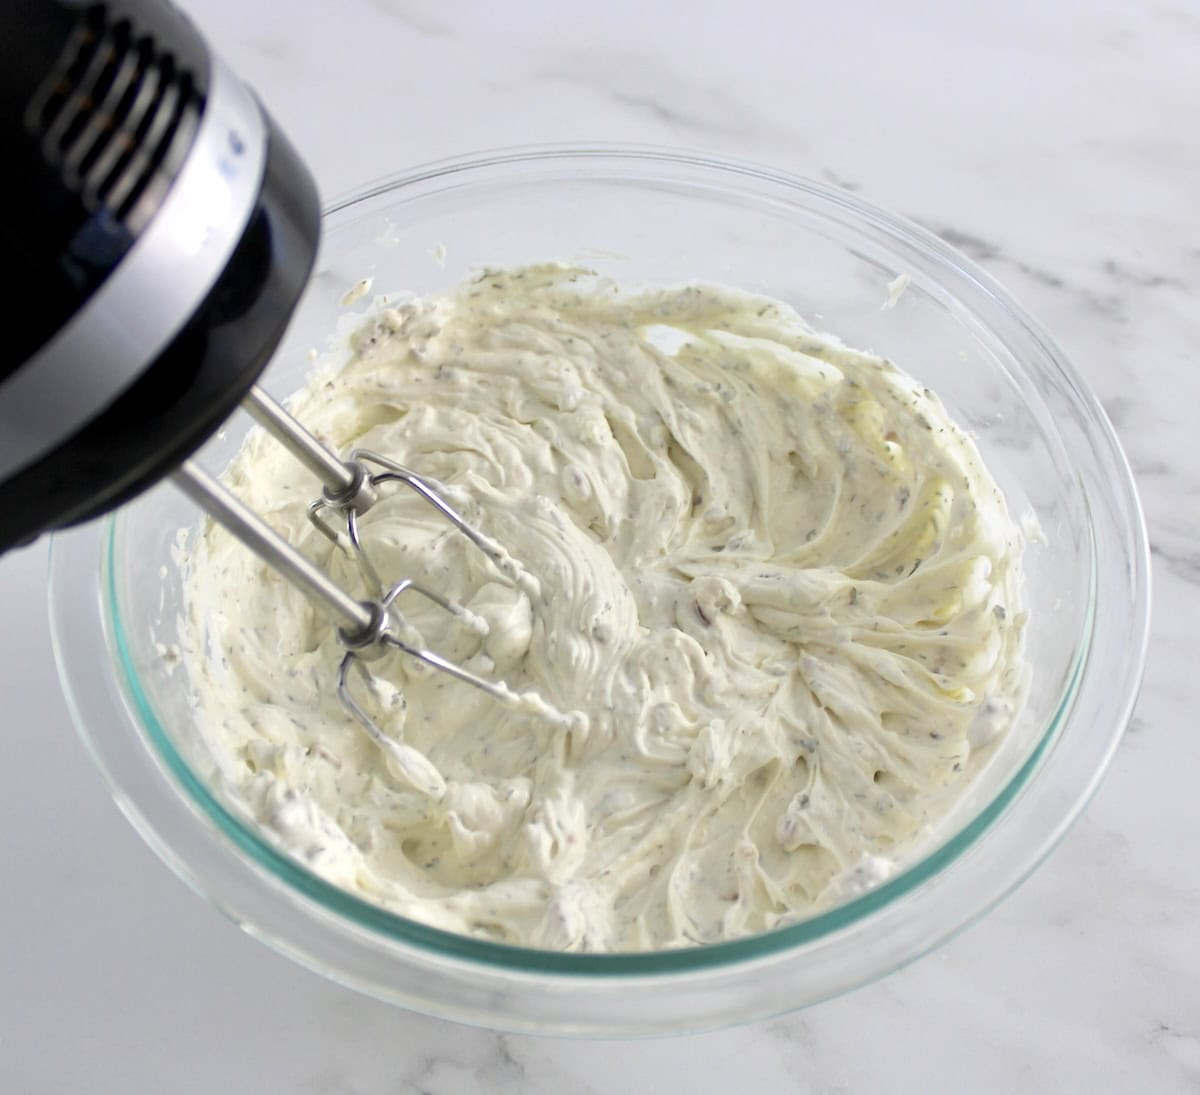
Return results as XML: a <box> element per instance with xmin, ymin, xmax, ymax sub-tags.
<box><xmin>25</xmin><ymin>3</ymin><xmax>202</xmax><ymax>233</ymax></box>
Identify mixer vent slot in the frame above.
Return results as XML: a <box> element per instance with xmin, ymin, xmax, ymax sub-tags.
<box><xmin>25</xmin><ymin>3</ymin><xmax>202</xmax><ymax>232</ymax></box>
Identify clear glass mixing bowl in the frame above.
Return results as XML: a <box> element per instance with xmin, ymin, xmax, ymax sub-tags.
<box><xmin>48</xmin><ymin>146</ymin><xmax>1150</xmax><ymax>1035</ymax></box>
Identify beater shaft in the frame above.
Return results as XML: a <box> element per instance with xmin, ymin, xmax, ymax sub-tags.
<box><xmin>172</xmin><ymin>393</ymin><xmax>580</xmax><ymax>744</ymax></box>
<box><xmin>242</xmin><ymin>385</ymin><xmax>376</xmax><ymax>512</ymax></box>
<box><xmin>171</xmin><ymin>459</ymin><xmax>380</xmax><ymax>646</ymax></box>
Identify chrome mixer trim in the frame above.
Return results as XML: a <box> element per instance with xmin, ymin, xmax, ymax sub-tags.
<box><xmin>0</xmin><ymin>57</ymin><xmax>267</xmax><ymax>480</ymax></box>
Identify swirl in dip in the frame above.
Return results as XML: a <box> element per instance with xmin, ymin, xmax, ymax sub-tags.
<box><xmin>183</xmin><ymin>265</ymin><xmax>1027</xmax><ymax>952</ymax></box>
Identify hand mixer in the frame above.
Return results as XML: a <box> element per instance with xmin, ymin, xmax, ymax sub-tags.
<box><xmin>0</xmin><ymin>0</ymin><xmax>573</xmax><ymax>739</ymax></box>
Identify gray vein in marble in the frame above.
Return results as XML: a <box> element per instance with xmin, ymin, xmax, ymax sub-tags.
<box><xmin>392</xmin><ymin>1032</ymin><xmax>560</xmax><ymax>1095</ymax></box>
<box><xmin>924</xmin><ymin>222</ymin><xmax>1069</xmax><ymax>292</ymax></box>
<box><xmin>369</xmin><ymin>0</ymin><xmax>452</xmax><ymax>38</ymax></box>
<box><xmin>820</xmin><ymin>167</ymin><xmax>860</xmax><ymax>192</ymax></box>
<box><xmin>607</xmin><ymin>91</ymin><xmax>737</xmax><ymax>137</ymax></box>
<box><xmin>1150</xmin><ymin>542</ymin><xmax>1200</xmax><ymax>586</ymax></box>
<box><xmin>1102</xmin><ymin>395</ymin><xmax>1138</xmax><ymax>429</ymax></box>
<box><xmin>1151</xmin><ymin>2</ymin><xmax>1200</xmax><ymax>34</ymax></box>
<box><xmin>925</xmin><ymin>224</ymin><xmax>1004</xmax><ymax>263</ymax></box>
<box><xmin>1130</xmin><ymin>459</ymin><xmax>1172</xmax><ymax>478</ymax></box>
<box><xmin>1103</xmin><ymin>258</ymin><xmax>1188</xmax><ymax>292</ymax></box>
<box><xmin>917</xmin><ymin>220</ymin><xmax>1134</xmax><ymax>322</ymax></box>
<box><xmin>759</xmin><ymin>1016</ymin><xmax>849</xmax><ymax>1092</ymax></box>
<box><xmin>1145</xmin><ymin>1019</ymin><xmax>1200</xmax><ymax>1086</ymax></box>
<box><xmin>531</xmin><ymin>48</ymin><xmax>809</xmax><ymax>153</ymax></box>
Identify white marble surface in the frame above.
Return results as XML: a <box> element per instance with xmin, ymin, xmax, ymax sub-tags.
<box><xmin>1</xmin><ymin>0</ymin><xmax>1196</xmax><ymax>1090</ymax></box>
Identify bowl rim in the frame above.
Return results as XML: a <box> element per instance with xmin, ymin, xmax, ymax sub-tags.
<box><xmin>51</xmin><ymin>143</ymin><xmax>1150</xmax><ymax>1008</ymax></box>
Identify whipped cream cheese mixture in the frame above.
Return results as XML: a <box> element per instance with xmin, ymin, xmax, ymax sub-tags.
<box><xmin>183</xmin><ymin>265</ymin><xmax>1028</xmax><ymax>951</ymax></box>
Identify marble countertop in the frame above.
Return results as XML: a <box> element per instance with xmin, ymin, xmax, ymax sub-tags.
<box><xmin>2</xmin><ymin>0</ymin><xmax>1196</xmax><ymax>1091</ymax></box>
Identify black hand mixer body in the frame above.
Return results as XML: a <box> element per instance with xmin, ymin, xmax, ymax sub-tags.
<box><xmin>0</xmin><ymin>0</ymin><xmax>320</xmax><ymax>551</ymax></box>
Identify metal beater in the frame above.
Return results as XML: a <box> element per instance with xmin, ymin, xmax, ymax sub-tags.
<box><xmin>173</xmin><ymin>386</ymin><xmax>583</xmax><ymax>746</ymax></box>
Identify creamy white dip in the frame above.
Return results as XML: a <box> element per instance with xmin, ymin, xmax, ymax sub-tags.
<box><xmin>183</xmin><ymin>265</ymin><xmax>1027</xmax><ymax>951</ymax></box>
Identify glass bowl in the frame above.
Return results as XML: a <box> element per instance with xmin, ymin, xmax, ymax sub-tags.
<box><xmin>48</xmin><ymin>146</ymin><xmax>1150</xmax><ymax>1036</ymax></box>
